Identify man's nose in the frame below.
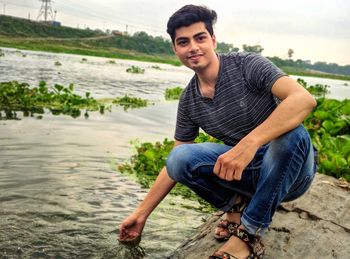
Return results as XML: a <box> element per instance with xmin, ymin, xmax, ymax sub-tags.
<box><xmin>188</xmin><ymin>40</ymin><xmax>199</xmax><ymax>52</ymax></box>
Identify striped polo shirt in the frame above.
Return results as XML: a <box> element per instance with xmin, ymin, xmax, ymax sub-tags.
<box><xmin>175</xmin><ymin>52</ymin><xmax>287</xmax><ymax>146</ymax></box>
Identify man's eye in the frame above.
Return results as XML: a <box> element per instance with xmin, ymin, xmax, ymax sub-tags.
<box><xmin>178</xmin><ymin>41</ymin><xmax>187</xmax><ymax>46</ymax></box>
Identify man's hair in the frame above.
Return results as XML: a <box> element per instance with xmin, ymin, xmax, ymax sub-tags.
<box><xmin>166</xmin><ymin>5</ymin><xmax>217</xmax><ymax>44</ymax></box>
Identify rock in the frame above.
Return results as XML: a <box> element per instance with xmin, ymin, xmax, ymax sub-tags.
<box><xmin>168</xmin><ymin>174</ymin><xmax>350</xmax><ymax>259</ymax></box>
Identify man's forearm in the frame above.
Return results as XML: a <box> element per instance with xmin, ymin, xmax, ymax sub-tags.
<box><xmin>243</xmin><ymin>91</ymin><xmax>315</xmax><ymax>148</ymax></box>
<box><xmin>133</xmin><ymin>167</ymin><xmax>176</xmax><ymax>219</ymax></box>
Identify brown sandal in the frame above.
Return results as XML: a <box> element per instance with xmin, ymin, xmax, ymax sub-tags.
<box><xmin>210</xmin><ymin>228</ymin><xmax>265</xmax><ymax>259</ymax></box>
<box><xmin>214</xmin><ymin>196</ymin><xmax>249</xmax><ymax>241</ymax></box>
<box><xmin>209</xmin><ymin>251</ymin><xmax>239</xmax><ymax>259</ymax></box>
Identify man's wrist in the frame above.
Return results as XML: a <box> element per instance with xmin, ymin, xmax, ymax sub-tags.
<box><xmin>134</xmin><ymin>208</ymin><xmax>151</xmax><ymax>221</ymax></box>
<box><xmin>241</xmin><ymin>133</ymin><xmax>262</xmax><ymax>149</ymax></box>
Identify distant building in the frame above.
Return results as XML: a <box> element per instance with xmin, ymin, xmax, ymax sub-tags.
<box><xmin>39</xmin><ymin>20</ymin><xmax>61</xmax><ymax>27</ymax></box>
<box><xmin>51</xmin><ymin>21</ymin><xmax>61</xmax><ymax>27</ymax></box>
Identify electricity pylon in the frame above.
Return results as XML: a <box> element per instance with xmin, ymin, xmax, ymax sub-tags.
<box><xmin>37</xmin><ymin>0</ymin><xmax>54</xmax><ymax>22</ymax></box>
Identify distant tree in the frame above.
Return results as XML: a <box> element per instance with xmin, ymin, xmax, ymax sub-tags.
<box><xmin>287</xmin><ymin>48</ymin><xmax>294</xmax><ymax>59</ymax></box>
<box><xmin>216</xmin><ymin>42</ymin><xmax>239</xmax><ymax>53</ymax></box>
<box><xmin>242</xmin><ymin>44</ymin><xmax>264</xmax><ymax>54</ymax></box>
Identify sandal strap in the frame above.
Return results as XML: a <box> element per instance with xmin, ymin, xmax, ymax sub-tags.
<box><xmin>227</xmin><ymin>196</ymin><xmax>249</xmax><ymax>213</ymax></box>
<box><xmin>233</xmin><ymin>228</ymin><xmax>265</xmax><ymax>258</ymax></box>
<box><xmin>209</xmin><ymin>252</ymin><xmax>239</xmax><ymax>259</ymax></box>
<box><xmin>215</xmin><ymin>220</ymin><xmax>240</xmax><ymax>241</ymax></box>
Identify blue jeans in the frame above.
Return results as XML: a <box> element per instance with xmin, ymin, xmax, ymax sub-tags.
<box><xmin>166</xmin><ymin>125</ymin><xmax>317</xmax><ymax>236</ymax></box>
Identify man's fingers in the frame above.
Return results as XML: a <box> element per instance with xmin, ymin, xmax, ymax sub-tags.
<box><xmin>213</xmin><ymin>161</ymin><xmax>221</xmax><ymax>175</ymax></box>
<box><xmin>225</xmin><ymin>169</ymin><xmax>234</xmax><ymax>181</ymax></box>
<box><xmin>233</xmin><ymin>169</ymin><xmax>243</xmax><ymax>181</ymax></box>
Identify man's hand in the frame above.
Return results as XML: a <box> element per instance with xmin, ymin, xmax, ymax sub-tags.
<box><xmin>118</xmin><ymin>213</ymin><xmax>147</xmax><ymax>244</ymax></box>
<box><xmin>213</xmin><ymin>140</ymin><xmax>259</xmax><ymax>181</ymax></box>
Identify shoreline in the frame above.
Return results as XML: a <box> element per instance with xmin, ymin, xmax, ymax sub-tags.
<box><xmin>1</xmin><ymin>37</ymin><xmax>349</xmax><ymax>81</ymax></box>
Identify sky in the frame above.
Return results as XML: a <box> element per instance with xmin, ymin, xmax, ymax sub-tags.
<box><xmin>2</xmin><ymin>0</ymin><xmax>350</xmax><ymax>66</ymax></box>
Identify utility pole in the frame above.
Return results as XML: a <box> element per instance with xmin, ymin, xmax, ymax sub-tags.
<box><xmin>37</xmin><ymin>0</ymin><xmax>54</xmax><ymax>22</ymax></box>
<box><xmin>2</xmin><ymin>1</ymin><xmax>7</xmax><ymax>15</ymax></box>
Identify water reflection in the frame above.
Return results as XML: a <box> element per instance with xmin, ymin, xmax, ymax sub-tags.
<box><xmin>0</xmin><ymin>102</ymin><xmax>205</xmax><ymax>258</ymax></box>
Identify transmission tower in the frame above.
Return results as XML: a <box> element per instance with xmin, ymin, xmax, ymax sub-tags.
<box><xmin>37</xmin><ymin>0</ymin><xmax>54</xmax><ymax>22</ymax></box>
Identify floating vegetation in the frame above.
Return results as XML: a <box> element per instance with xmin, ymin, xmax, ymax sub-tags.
<box><xmin>304</xmin><ymin>98</ymin><xmax>350</xmax><ymax>181</ymax></box>
<box><xmin>112</xmin><ymin>95</ymin><xmax>150</xmax><ymax>111</ymax></box>
<box><xmin>165</xmin><ymin>86</ymin><xmax>183</xmax><ymax>100</ymax></box>
<box><xmin>298</xmin><ymin>78</ymin><xmax>330</xmax><ymax>97</ymax></box>
<box><xmin>126</xmin><ymin>65</ymin><xmax>145</xmax><ymax>74</ymax></box>
<box><xmin>0</xmin><ymin>81</ymin><xmax>110</xmax><ymax>120</ymax></box>
<box><xmin>118</xmin><ymin>133</ymin><xmax>220</xmax><ymax>212</ymax></box>
<box><xmin>54</xmin><ymin>61</ymin><xmax>62</xmax><ymax>66</ymax></box>
<box><xmin>0</xmin><ymin>49</ymin><xmax>4</xmax><ymax>57</ymax></box>
<box><xmin>107</xmin><ymin>60</ymin><xmax>116</xmax><ymax>64</ymax></box>
<box><xmin>81</xmin><ymin>58</ymin><xmax>88</xmax><ymax>62</ymax></box>
<box><xmin>151</xmin><ymin>65</ymin><xmax>161</xmax><ymax>70</ymax></box>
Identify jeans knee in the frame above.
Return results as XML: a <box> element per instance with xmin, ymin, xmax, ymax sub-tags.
<box><xmin>271</xmin><ymin>125</ymin><xmax>310</xmax><ymax>156</ymax></box>
<box><xmin>166</xmin><ymin>144</ymin><xmax>192</xmax><ymax>182</ymax></box>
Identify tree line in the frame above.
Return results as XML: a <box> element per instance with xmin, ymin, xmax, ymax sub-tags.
<box><xmin>106</xmin><ymin>32</ymin><xmax>350</xmax><ymax>76</ymax></box>
<box><xmin>1</xmin><ymin>14</ymin><xmax>349</xmax><ymax>76</ymax></box>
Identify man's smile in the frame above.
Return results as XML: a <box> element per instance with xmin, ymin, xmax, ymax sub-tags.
<box><xmin>187</xmin><ymin>53</ymin><xmax>204</xmax><ymax>60</ymax></box>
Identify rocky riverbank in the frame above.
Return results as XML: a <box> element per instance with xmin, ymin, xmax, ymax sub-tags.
<box><xmin>168</xmin><ymin>173</ymin><xmax>350</xmax><ymax>259</ymax></box>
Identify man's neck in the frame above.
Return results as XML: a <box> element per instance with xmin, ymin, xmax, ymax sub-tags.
<box><xmin>196</xmin><ymin>53</ymin><xmax>220</xmax><ymax>95</ymax></box>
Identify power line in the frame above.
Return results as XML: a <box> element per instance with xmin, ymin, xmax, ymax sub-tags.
<box><xmin>6</xmin><ymin>1</ymin><xmax>168</xmax><ymax>37</ymax></box>
<box><xmin>37</xmin><ymin>0</ymin><xmax>54</xmax><ymax>21</ymax></box>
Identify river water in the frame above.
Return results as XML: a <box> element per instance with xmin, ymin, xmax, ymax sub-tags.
<box><xmin>0</xmin><ymin>48</ymin><xmax>349</xmax><ymax>258</ymax></box>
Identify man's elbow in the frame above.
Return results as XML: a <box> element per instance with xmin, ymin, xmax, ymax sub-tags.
<box><xmin>303</xmin><ymin>92</ymin><xmax>317</xmax><ymax>113</ymax></box>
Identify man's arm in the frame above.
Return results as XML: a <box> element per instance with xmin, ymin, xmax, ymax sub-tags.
<box><xmin>119</xmin><ymin>140</ymin><xmax>193</xmax><ymax>242</ymax></box>
<box><xmin>214</xmin><ymin>76</ymin><xmax>316</xmax><ymax>181</ymax></box>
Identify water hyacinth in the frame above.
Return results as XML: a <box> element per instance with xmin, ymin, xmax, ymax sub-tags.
<box><xmin>112</xmin><ymin>95</ymin><xmax>150</xmax><ymax>111</ymax></box>
<box><xmin>126</xmin><ymin>65</ymin><xmax>145</xmax><ymax>74</ymax></box>
<box><xmin>0</xmin><ymin>81</ymin><xmax>109</xmax><ymax>119</ymax></box>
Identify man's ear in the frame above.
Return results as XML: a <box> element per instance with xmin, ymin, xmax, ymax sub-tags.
<box><xmin>172</xmin><ymin>44</ymin><xmax>177</xmax><ymax>54</ymax></box>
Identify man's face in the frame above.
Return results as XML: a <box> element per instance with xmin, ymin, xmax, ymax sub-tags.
<box><xmin>173</xmin><ymin>22</ymin><xmax>217</xmax><ymax>71</ymax></box>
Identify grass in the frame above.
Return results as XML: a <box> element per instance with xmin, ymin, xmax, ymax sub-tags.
<box><xmin>0</xmin><ymin>36</ymin><xmax>181</xmax><ymax>66</ymax></box>
<box><xmin>282</xmin><ymin>66</ymin><xmax>350</xmax><ymax>81</ymax></box>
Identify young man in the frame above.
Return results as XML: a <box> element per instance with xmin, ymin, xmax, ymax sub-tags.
<box><xmin>119</xmin><ymin>5</ymin><xmax>317</xmax><ymax>258</ymax></box>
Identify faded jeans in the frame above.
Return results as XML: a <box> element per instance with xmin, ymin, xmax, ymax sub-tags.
<box><xmin>166</xmin><ymin>125</ymin><xmax>317</xmax><ymax>236</ymax></box>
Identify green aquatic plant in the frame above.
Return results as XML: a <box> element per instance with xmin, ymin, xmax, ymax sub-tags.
<box><xmin>297</xmin><ymin>78</ymin><xmax>330</xmax><ymax>97</ymax></box>
<box><xmin>151</xmin><ymin>65</ymin><xmax>161</xmax><ymax>70</ymax></box>
<box><xmin>112</xmin><ymin>95</ymin><xmax>150</xmax><ymax>111</ymax></box>
<box><xmin>107</xmin><ymin>60</ymin><xmax>116</xmax><ymax>64</ymax></box>
<box><xmin>54</xmin><ymin>61</ymin><xmax>62</xmax><ymax>66</ymax></box>
<box><xmin>118</xmin><ymin>133</ymin><xmax>222</xmax><ymax>212</ymax></box>
<box><xmin>304</xmin><ymin>98</ymin><xmax>350</xmax><ymax>180</ymax></box>
<box><xmin>0</xmin><ymin>49</ymin><xmax>4</xmax><ymax>57</ymax></box>
<box><xmin>165</xmin><ymin>86</ymin><xmax>184</xmax><ymax>100</ymax></box>
<box><xmin>126</xmin><ymin>65</ymin><xmax>145</xmax><ymax>74</ymax></box>
<box><xmin>0</xmin><ymin>81</ymin><xmax>109</xmax><ymax>119</ymax></box>
<box><xmin>81</xmin><ymin>58</ymin><xmax>88</xmax><ymax>62</ymax></box>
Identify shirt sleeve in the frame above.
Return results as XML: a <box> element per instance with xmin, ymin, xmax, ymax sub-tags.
<box><xmin>174</xmin><ymin>94</ymin><xmax>199</xmax><ymax>142</ymax></box>
<box><xmin>242</xmin><ymin>53</ymin><xmax>287</xmax><ymax>93</ymax></box>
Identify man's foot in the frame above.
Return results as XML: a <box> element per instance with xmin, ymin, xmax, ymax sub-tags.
<box><xmin>211</xmin><ymin>233</ymin><xmax>251</xmax><ymax>259</ymax></box>
<box><xmin>214</xmin><ymin>212</ymin><xmax>241</xmax><ymax>240</ymax></box>
<box><xmin>210</xmin><ymin>226</ymin><xmax>265</xmax><ymax>259</ymax></box>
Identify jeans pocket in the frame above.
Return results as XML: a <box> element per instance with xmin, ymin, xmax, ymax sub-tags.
<box><xmin>283</xmin><ymin>173</ymin><xmax>315</xmax><ymax>202</ymax></box>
